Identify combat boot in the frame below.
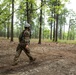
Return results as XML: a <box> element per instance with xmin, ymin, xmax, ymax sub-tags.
<box><xmin>30</xmin><ymin>58</ymin><xmax>36</xmax><ymax>63</ymax></box>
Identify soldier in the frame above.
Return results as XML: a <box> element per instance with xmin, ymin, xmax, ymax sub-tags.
<box><xmin>12</xmin><ymin>23</ymin><xmax>36</xmax><ymax>66</ymax></box>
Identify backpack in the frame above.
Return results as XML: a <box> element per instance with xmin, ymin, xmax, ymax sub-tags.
<box><xmin>19</xmin><ymin>30</ymin><xmax>25</xmax><ymax>43</ymax></box>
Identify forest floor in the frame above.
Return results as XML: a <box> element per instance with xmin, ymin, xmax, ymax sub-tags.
<box><xmin>0</xmin><ymin>38</ymin><xmax>76</xmax><ymax>75</ymax></box>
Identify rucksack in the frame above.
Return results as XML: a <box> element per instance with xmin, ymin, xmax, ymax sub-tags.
<box><xmin>19</xmin><ymin>30</ymin><xmax>25</xmax><ymax>43</ymax></box>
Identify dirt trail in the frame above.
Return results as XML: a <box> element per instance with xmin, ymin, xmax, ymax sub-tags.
<box><xmin>0</xmin><ymin>39</ymin><xmax>76</xmax><ymax>75</ymax></box>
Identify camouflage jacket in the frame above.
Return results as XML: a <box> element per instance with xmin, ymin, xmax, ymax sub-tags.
<box><xmin>19</xmin><ymin>30</ymin><xmax>30</xmax><ymax>44</ymax></box>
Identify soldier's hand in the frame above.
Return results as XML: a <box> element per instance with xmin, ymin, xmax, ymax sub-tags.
<box><xmin>26</xmin><ymin>45</ymin><xmax>28</xmax><ymax>48</ymax></box>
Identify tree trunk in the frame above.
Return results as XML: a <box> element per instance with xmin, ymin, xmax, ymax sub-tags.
<box><xmin>26</xmin><ymin>1</ymin><xmax>33</xmax><ymax>38</ymax></box>
<box><xmin>11</xmin><ymin>0</ymin><xmax>14</xmax><ymax>41</ymax></box>
<box><xmin>55</xmin><ymin>0</ymin><xmax>59</xmax><ymax>42</ymax></box>
<box><xmin>53</xmin><ymin>12</ymin><xmax>56</xmax><ymax>42</ymax></box>
<box><xmin>26</xmin><ymin>0</ymin><xmax>29</xmax><ymax>23</ymax></box>
<box><xmin>55</xmin><ymin>14</ymin><xmax>58</xmax><ymax>42</ymax></box>
<box><xmin>7</xmin><ymin>3</ymin><xmax>10</xmax><ymax>39</ymax></box>
<box><xmin>38</xmin><ymin>0</ymin><xmax>43</xmax><ymax>44</ymax></box>
<box><xmin>7</xmin><ymin>23</ymin><xmax>9</xmax><ymax>39</ymax></box>
<box><xmin>59</xmin><ymin>15</ymin><xmax>62</xmax><ymax>40</ymax></box>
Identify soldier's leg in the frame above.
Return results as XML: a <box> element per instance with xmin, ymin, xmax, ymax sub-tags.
<box><xmin>23</xmin><ymin>45</ymin><xmax>36</xmax><ymax>62</ymax></box>
<box><xmin>13</xmin><ymin>44</ymin><xmax>22</xmax><ymax>65</ymax></box>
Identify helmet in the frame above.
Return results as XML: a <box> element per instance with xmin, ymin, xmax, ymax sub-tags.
<box><xmin>24</xmin><ymin>22</ymin><xmax>30</xmax><ymax>28</ymax></box>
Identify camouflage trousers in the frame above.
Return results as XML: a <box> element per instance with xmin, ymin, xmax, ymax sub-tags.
<box><xmin>13</xmin><ymin>43</ymin><xmax>34</xmax><ymax>64</ymax></box>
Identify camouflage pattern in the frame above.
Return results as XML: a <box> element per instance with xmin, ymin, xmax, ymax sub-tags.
<box><xmin>13</xmin><ymin>29</ymin><xmax>35</xmax><ymax>65</ymax></box>
<box><xmin>13</xmin><ymin>43</ymin><xmax>34</xmax><ymax>64</ymax></box>
<box><xmin>24</xmin><ymin>30</ymin><xmax>30</xmax><ymax>44</ymax></box>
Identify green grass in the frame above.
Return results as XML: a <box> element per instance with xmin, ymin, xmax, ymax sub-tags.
<box><xmin>0</xmin><ymin>37</ymin><xmax>76</xmax><ymax>44</ymax></box>
<box><xmin>58</xmin><ymin>40</ymin><xmax>76</xmax><ymax>44</ymax></box>
<box><xmin>31</xmin><ymin>39</ymin><xmax>76</xmax><ymax>44</ymax></box>
<box><xmin>30</xmin><ymin>39</ymin><xmax>52</xmax><ymax>43</ymax></box>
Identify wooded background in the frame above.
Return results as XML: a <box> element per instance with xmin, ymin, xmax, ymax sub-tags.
<box><xmin>0</xmin><ymin>0</ymin><xmax>76</xmax><ymax>44</ymax></box>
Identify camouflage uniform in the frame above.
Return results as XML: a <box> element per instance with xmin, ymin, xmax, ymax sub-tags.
<box><xmin>13</xmin><ymin>23</ymin><xmax>35</xmax><ymax>65</ymax></box>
